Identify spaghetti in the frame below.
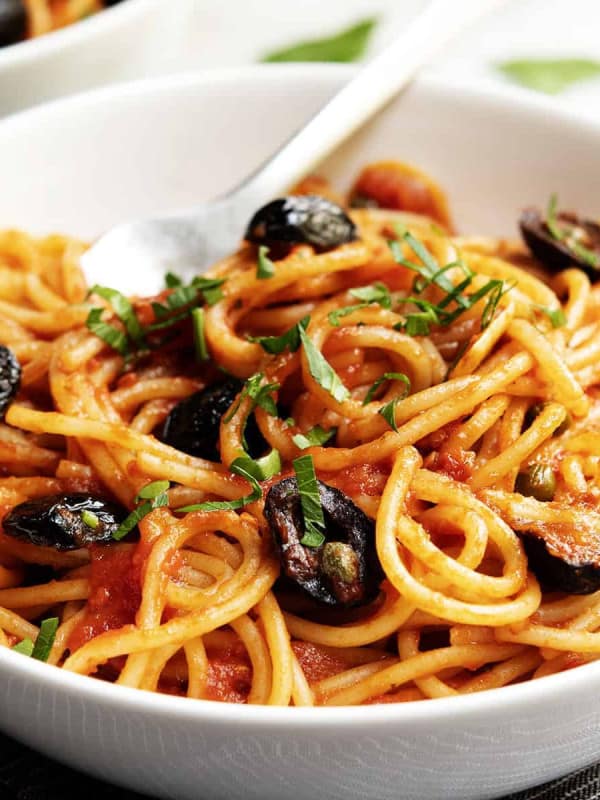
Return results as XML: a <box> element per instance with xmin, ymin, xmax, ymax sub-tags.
<box><xmin>1</xmin><ymin>160</ymin><xmax>600</xmax><ymax>706</ymax></box>
<box><xmin>0</xmin><ymin>1</ymin><xmax>124</xmax><ymax>47</ymax></box>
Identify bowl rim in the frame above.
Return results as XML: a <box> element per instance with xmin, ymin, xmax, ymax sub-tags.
<box><xmin>0</xmin><ymin>0</ymin><xmax>156</xmax><ymax>70</ymax></box>
<box><xmin>1</xmin><ymin>63</ymin><xmax>600</xmax><ymax>727</ymax></box>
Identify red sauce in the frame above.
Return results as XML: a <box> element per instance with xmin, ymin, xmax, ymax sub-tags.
<box><xmin>68</xmin><ymin>546</ymin><xmax>141</xmax><ymax>652</ymax></box>
<box><xmin>204</xmin><ymin>647</ymin><xmax>252</xmax><ymax>703</ymax></box>
<box><xmin>431</xmin><ymin>449</ymin><xmax>475</xmax><ymax>483</ymax></box>
<box><xmin>323</xmin><ymin>463</ymin><xmax>389</xmax><ymax>499</ymax></box>
<box><xmin>292</xmin><ymin>641</ymin><xmax>350</xmax><ymax>683</ymax></box>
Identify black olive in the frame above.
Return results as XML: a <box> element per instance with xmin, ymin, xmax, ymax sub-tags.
<box><xmin>0</xmin><ymin>344</ymin><xmax>21</xmax><ymax>419</ymax></box>
<box><xmin>0</xmin><ymin>0</ymin><xmax>26</xmax><ymax>48</ymax></box>
<box><xmin>264</xmin><ymin>477</ymin><xmax>382</xmax><ymax>608</ymax></box>
<box><xmin>522</xmin><ymin>534</ymin><xmax>600</xmax><ymax>595</ymax></box>
<box><xmin>160</xmin><ymin>378</ymin><xmax>267</xmax><ymax>462</ymax></box>
<box><xmin>245</xmin><ymin>195</ymin><xmax>357</xmax><ymax>252</ymax></box>
<box><xmin>520</xmin><ymin>207</ymin><xmax>600</xmax><ymax>276</ymax></box>
<box><xmin>525</xmin><ymin>402</ymin><xmax>571</xmax><ymax>437</ymax></box>
<box><xmin>3</xmin><ymin>493</ymin><xmax>127</xmax><ymax>551</ymax></box>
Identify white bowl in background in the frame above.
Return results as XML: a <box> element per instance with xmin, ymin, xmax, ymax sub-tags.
<box><xmin>0</xmin><ymin>67</ymin><xmax>599</xmax><ymax>800</ymax></box>
<box><xmin>0</xmin><ymin>0</ymin><xmax>184</xmax><ymax>116</ymax></box>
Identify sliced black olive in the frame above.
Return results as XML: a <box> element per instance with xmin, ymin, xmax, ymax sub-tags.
<box><xmin>245</xmin><ymin>195</ymin><xmax>357</xmax><ymax>252</ymax></box>
<box><xmin>0</xmin><ymin>344</ymin><xmax>21</xmax><ymax>419</ymax></box>
<box><xmin>264</xmin><ymin>477</ymin><xmax>382</xmax><ymax>608</ymax></box>
<box><xmin>522</xmin><ymin>534</ymin><xmax>600</xmax><ymax>595</ymax></box>
<box><xmin>3</xmin><ymin>493</ymin><xmax>127</xmax><ymax>550</ymax></box>
<box><xmin>160</xmin><ymin>377</ymin><xmax>267</xmax><ymax>462</ymax></box>
<box><xmin>525</xmin><ymin>402</ymin><xmax>571</xmax><ymax>437</ymax></box>
<box><xmin>520</xmin><ymin>207</ymin><xmax>600</xmax><ymax>276</ymax></box>
<box><xmin>0</xmin><ymin>0</ymin><xmax>26</xmax><ymax>48</ymax></box>
<box><xmin>515</xmin><ymin>464</ymin><xmax>556</xmax><ymax>503</ymax></box>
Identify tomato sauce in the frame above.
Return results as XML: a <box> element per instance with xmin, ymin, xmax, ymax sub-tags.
<box><xmin>292</xmin><ymin>641</ymin><xmax>352</xmax><ymax>684</ymax></box>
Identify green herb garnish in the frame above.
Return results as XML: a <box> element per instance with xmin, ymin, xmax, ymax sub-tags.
<box><xmin>292</xmin><ymin>426</ymin><xmax>337</xmax><ymax>449</ymax></box>
<box><xmin>223</xmin><ymin>372</ymin><xmax>279</xmax><ymax>424</ymax></box>
<box><xmin>11</xmin><ymin>638</ymin><xmax>34</xmax><ymax>656</ymax></box>
<box><xmin>545</xmin><ymin>194</ymin><xmax>599</xmax><ymax>269</ymax></box>
<box><xmin>328</xmin><ymin>283</ymin><xmax>392</xmax><ymax>326</ymax></box>
<box><xmin>175</xmin><ymin>457</ymin><xmax>264</xmax><ymax>512</ymax></box>
<box><xmin>248</xmin><ymin>316</ymin><xmax>309</xmax><ymax>354</ymax></box>
<box><xmin>363</xmin><ymin>372</ymin><xmax>410</xmax><ymax>405</ymax></box>
<box><xmin>32</xmin><ymin>617</ymin><xmax>59</xmax><ymax>662</ymax></box>
<box><xmin>293</xmin><ymin>455</ymin><xmax>326</xmax><ymax>547</ymax></box>
<box><xmin>379</xmin><ymin>399</ymin><xmax>400</xmax><ymax>432</ymax></box>
<box><xmin>113</xmin><ymin>480</ymin><xmax>170</xmax><ymax>541</ymax></box>
<box><xmin>89</xmin><ymin>285</ymin><xmax>145</xmax><ymax>346</ymax></box>
<box><xmin>262</xmin><ymin>18</ymin><xmax>376</xmax><ymax>64</ymax></box>
<box><xmin>535</xmin><ymin>304</ymin><xmax>567</xmax><ymax>329</ymax></box>
<box><xmin>85</xmin><ymin>307</ymin><xmax>129</xmax><ymax>356</ymax></box>
<box><xmin>257</xmin><ymin>245</ymin><xmax>275</xmax><ymax>280</ymax></box>
<box><xmin>192</xmin><ymin>307</ymin><xmax>209</xmax><ymax>361</ymax></box>
<box><xmin>497</xmin><ymin>58</ymin><xmax>600</xmax><ymax>95</ymax></box>
<box><xmin>299</xmin><ymin>327</ymin><xmax>349</xmax><ymax>403</ymax></box>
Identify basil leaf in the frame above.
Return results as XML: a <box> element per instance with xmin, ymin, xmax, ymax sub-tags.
<box><xmin>234</xmin><ymin>450</ymin><xmax>281</xmax><ymax>481</ymax></box>
<box><xmin>262</xmin><ymin>18</ymin><xmax>376</xmax><ymax>64</ymax></box>
<box><xmin>257</xmin><ymin>245</ymin><xmax>275</xmax><ymax>280</ymax></box>
<box><xmin>248</xmin><ymin>316</ymin><xmax>309</xmax><ymax>354</ymax></box>
<box><xmin>136</xmin><ymin>480</ymin><xmax>170</xmax><ymax>501</ymax></box>
<box><xmin>113</xmin><ymin>482</ymin><xmax>170</xmax><ymax>541</ymax></box>
<box><xmin>535</xmin><ymin>305</ymin><xmax>567</xmax><ymax>329</ymax></box>
<box><xmin>379</xmin><ymin>399</ymin><xmax>400</xmax><ymax>432</ymax></box>
<box><xmin>85</xmin><ymin>308</ymin><xmax>129</xmax><ymax>356</ymax></box>
<box><xmin>292</xmin><ymin>426</ymin><xmax>336</xmax><ymax>449</ymax></box>
<box><xmin>299</xmin><ymin>327</ymin><xmax>349</xmax><ymax>403</ymax></box>
<box><xmin>293</xmin><ymin>455</ymin><xmax>326</xmax><ymax>547</ymax></box>
<box><xmin>363</xmin><ymin>372</ymin><xmax>410</xmax><ymax>405</ymax></box>
<box><xmin>328</xmin><ymin>283</ymin><xmax>392</xmax><ymax>326</ymax></box>
<box><xmin>165</xmin><ymin>272</ymin><xmax>183</xmax><ymax>288</ymax></box>
<box><xmin>31</xmin><ymin>617</ymin><xmax>59</xmax><ymax>662</ymax></box>
<box><xmin>497</xmin><ymin>58</ymin><xmax>600</xmax><ymax>95</ymax></box>
<box><xmin>192</xmin><ymin>307</ymin><xmax>209</xmax><ymax>361</ymax></box>
<box><xmin>175</xmin><ymin>457</ymin><xmax>263</xmax><ymax>512</ymax></box>
<box><xmin>12</xmin><ymin>638</ymin><xmax>34</xmax><ymax>656</ymax></box>
<box><xmin>89</xmin><ymin>285</ymin><xmax>145</xmax><ymax>345</ymax></box>
<box><xmin>223</xmin><ymin>372</ymin><xmax>280</xmax><ymax>424</ymax></box>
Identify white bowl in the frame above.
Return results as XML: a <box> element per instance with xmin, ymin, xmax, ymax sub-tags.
<box><xmin>1</xmin><ymin>66</ymin><xmax>600</xmax><ymax>800</ymax></box>
<box><xmin>0</xmin><ymin>0</ymin><xmax>177</xmax><ymax>116</ymax></box>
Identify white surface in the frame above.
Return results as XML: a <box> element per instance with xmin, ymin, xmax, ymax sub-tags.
<box><xmin>1</xmin><ymin>67</ymin><xmax>600</xmax><ymax>800</ymax></box>
<box><xmin>1</xmin><ymin>0</ymin><xmax>599</xmax><ymax>119</ymax></box>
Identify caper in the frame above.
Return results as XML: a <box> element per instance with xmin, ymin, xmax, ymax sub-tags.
<box><xmin>515</xmin><ymin>464</ymin><xmax>556</xmax><ymax>502</ymax></box>
<box><xmin>321</xmin><ymin>541</ymin><xmax>359</xmax><ymax>585</ymax></box>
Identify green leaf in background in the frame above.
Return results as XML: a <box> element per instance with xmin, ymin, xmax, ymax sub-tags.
<box><xmin>497</xmin><ymin>58</ymin><xmax>600</xmax><ymax>95</ymax></box>
<box><xmin>262</xmin><ymin>18</ymin><xmax>377</xmax><ymax>64</ymax></box>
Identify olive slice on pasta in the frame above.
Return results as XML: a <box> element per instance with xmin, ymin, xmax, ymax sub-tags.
<box><xmin>521</xmin><ymin>533</ymin><xmax>600</xmax><ymax>595</ymax></box>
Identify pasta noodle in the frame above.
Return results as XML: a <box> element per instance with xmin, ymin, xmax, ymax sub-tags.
<box><xmin>1</xmin><ymin>1</ymin><xmax>123</xmax><ymax>47</ymax></box>
<box><xmin>1</xmin><ymin>160</ymin><xmax>600</xmax><ymax>706</ymax></box>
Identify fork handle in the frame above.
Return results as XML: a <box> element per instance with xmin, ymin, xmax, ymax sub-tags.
<box><xmin>233</xmin><ymin>0</ymin><xmax>504</xmax><ymax>209</ymax></box>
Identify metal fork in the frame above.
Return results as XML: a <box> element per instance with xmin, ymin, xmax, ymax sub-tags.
<box><xmin>81</xmin><ymin>0</ymin><xmax>504</xmax><ymax>296</ymax></box>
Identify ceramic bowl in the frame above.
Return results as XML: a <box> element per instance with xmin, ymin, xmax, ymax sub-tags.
<box><xmin>0</xmin><ymin>0</ymin><xmax>177</xmax><ymax>116</ymax></box>
<box><xmin>0</xmin><ymin>66</ymin><xmax>599</xmax><ymax>800</ymax></box>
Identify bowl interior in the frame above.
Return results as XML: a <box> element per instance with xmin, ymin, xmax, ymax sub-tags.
<box><xmin>0</xmin><ymin>66</ymin><xmax>598</xmax><ymax>242</ymax></box>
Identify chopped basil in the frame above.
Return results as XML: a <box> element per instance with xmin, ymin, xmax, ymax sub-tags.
<box><xmin>535</xmin><ymin>304</ymin><xmax>567</xmax><ymax>329</ymax></box>
<box><xmin>363</xmin><ymin>372</ymin><xmax>410</xmax><ymax>405</ymax></box>
<box><xmin>175</xmin><ymin>457</ymin><xmax>263</xmax><ymax>512</ymax></box>
<box><xmin>32</xmin><ymin>617</ymin><xmax>59</xmax><ymax>662</ymax></box>
<box><xmin>223</xmin><ymin>372</ymin><xmax>280</xmax><ymax>424</ymax></box>
<box><xmin>262</xmin><ymin>18</ymin><xmax>376</xmax><ymax>64</ymax></box>
<box><xmin>299</xmin><ymin>327</ymin><xmax>349</xmax><ymax>403</ymax></box>
<box><xmin>12</xmin><ymin>638</ymin><xmax>34</xmax><ymax>656</ymax></box>
<box><xmin>164</xmin><ymin>272</ymin><xmax>183</xmax><ymax>288</ymax></box>
<box><xmin>192</xmin><ymin>307</ymin><xmax>209</xmax><ymax>361</ymax></box>
<box><xmin>113</xmin><ymin>481</ymin><xmax>170</xmax><ymax>541</ymax></box>
<box><xmin>497</xmin><ymin>58</ymin><xmax>600</xmax><ymax>95</ymax></box>
<box><xmin>81</xmin><ymin>510</ymin><xmax>99</xmax><ymax>529</ymax></box>
<box><xmin>248</xmin><ymin>316</ymin><xmax>309</xmax><ymax>354</ymax></box>
<box><xmin>235</xmin><ymin>450</ymin><xmax>281</xmax><ymax>481</ymax></box>
<box><xmin>328</xmin><ymin>282</ymin><xmax>392</xmax><ymax>326</ymax></box>
<box><xmin>89</xmin><ymin>285</ymin><xmax>145</xmax><ymax>346</ymax></box>
<box><xmin>293</xmin><ymin>455</ymin><xmax>326</xmax><ymax>547</ymax></box>
<box><xmin>292</xmin><ymin>425</ymin><xmax>336</xmax><ymax>449</ymax></box>
<box><xmin>12</xmin><ymin>617</ymin><xmax>60</xmax><ymax>662</ymax></box>
<box><xmin>85</xmin><ymin>307</ymin><xmax>129</xmax><ymax>356</ymax></box>
<box><xmin>379</xmin><ymin>398</ymin><xmax>400</xmax><ymax>432</ymax></box>
<box><xmin>257</xmin><ymin>245</ymin><xmax>275</xmax><ymax>279</ymax></box>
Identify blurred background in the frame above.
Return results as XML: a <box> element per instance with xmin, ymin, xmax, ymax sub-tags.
<box><xmin>0</xmin><ymin>0</ymin><xmax>599</xmax><ymax>120</ymax></box>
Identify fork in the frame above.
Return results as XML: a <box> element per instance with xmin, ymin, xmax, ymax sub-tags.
<box><xmin>81</xmin><ymin>0</ymin><xmax>504</xmax><ymax>296</ymax></box>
